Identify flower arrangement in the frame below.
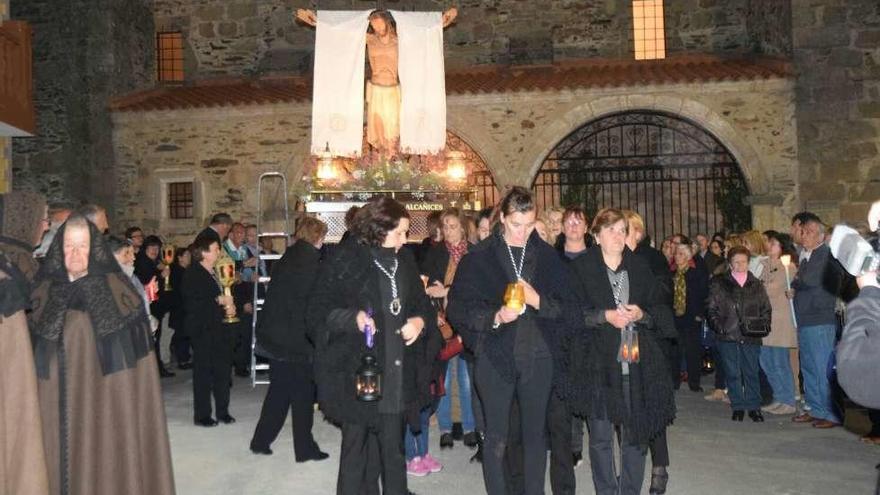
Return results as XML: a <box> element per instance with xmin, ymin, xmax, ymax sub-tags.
<box><xmin>301</xmin><ymin>149</ymin><xmax>468</xmax><ymax>194</ymax></box>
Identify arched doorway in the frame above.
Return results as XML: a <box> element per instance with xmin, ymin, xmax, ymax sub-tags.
<box><xmin>532</xmin><ymin>111</ymin><xmax>751</xmax><ymax>243</ymax></box>
<box><xmin>446</xmin><ymin>131</ymin><xmax>498</xmax><ymax>209</ymax></box>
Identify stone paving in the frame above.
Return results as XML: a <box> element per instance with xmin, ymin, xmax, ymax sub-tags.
<box><xmin>162</xmin><ymin>372</ymin><xmax>879</xmax><ymax>495</ymax></box>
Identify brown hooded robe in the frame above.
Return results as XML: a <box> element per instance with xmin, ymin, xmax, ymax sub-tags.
<box><xmin>30</xmin><ymin>220</ymin><xmax>175</xmax><ymax>495</ymax></box>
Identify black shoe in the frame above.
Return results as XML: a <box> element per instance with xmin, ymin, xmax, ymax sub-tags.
<box><xmin>470</xmin><ymin>440</ymin><xmax>483</xmax><ymax>464</ymax></box>
<box><xmin>218</xmin><ymin>414</ymin><xmax>236</xmax><ymax>424</ymax></box>
<box><xmin>649</xmin><ymin>466</ymin><xmax>669</xmax><ymax>494</ymax></box>
<box><xmin>748</xmin><ymin>410</ymin><xmax>765</xmax><ymax>423</ymax></box>
<box><xmin>250</xmin><ymin>445</ymin><xmax>273</xmax><ymax>455</ymax></box>
<box><xmin>159</xmin><ymin>367</ymin><xmax>176</xmax><ymax>378</ymax></box>
<box><xmin>296</xmin><ymin>450</ymin><xmax>330</xmax><ymax>463</ymax></box>
<box><xmin>234</xmin><ymin>368</ymin><xmax>250</xmax><ymax>377</ymax></box>
<box><xmin>689</xmin><ymin>385</ymin><xmax>704</xmax><ymax>393</ymax></box>
<box><xmin>573</xmin><ymin>451</ymin><xmax>583</xmax><ymax>468</ymax></box>
<box><xmin>440</xmin><ymin>432</ymin><xmax>454</xmax><ymax>449</ymax></box>
<box><xmin>177</xmin><ymin>361</ymin><xmax>193</xmax><ymax>370</ymax></box>
<box><xmin>731</xmin><ymin>410</ymin><xmax>745</xmax><ymax>422</ymax></box>
<box><xmin>451</xmin><ymin>422</ymin><xmax>464</xmax><ymax>441</ymax></box>
<box><xmin>463</xmin><ymin>431</ymin><xmax>479</xmax><ymax>448</ymax></box>
<box><xmin>194</xmin><ymin>417</ymin><xmax>218</xmax><ymax>427</ymax></box>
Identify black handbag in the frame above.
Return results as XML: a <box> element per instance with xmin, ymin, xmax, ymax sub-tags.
<box><xmin>735</xmin><ymin>302</ymin><xmax>770</xmax><ymax>338</ymax></box>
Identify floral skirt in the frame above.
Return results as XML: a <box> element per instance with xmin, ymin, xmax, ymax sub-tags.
<box><xmin>366</xmin><ymin>81</ymin><xmax>400</xmax><ymax>152</ymax></box>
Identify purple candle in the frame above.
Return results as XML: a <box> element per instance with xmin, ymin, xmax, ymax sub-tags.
<box><xmin>365</xmin><ymin>308</ymin><xmax>374</xmax><ymax>349</ymax></box>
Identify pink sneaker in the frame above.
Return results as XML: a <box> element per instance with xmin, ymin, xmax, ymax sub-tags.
<box><xmin>406</xmin><ymin>457</ymin><xmax>430</xmax><ymax>477</ymax></box>
<box><xmin>421</xmin><ymin>453</ymin><xmax>443</xmax><ymax>473</ymax></box>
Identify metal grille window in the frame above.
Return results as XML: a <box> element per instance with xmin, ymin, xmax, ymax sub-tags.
<box><xmin>168</xmin><ymin>181</ymin><xmax>194</xmax><ymax>219</ymax></box>
<box><xmin>157</xmin><ymin>32</ymin><xmax>184</xmax><ymax>82</ymax></box>
<box><xmin>633</xmin><ymin>0</ymin><xmax>666</xmax><ymax>60</ymax></box>
<box><xmin>532</xmin><ymin>111</ymin><xmax>751</xmax><ymax>243</ymax></box>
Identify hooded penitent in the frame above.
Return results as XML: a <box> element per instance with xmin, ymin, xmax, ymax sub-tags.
<box><xmin>29</xmin><ymin>219</ymin><xmax>175</xmax><ymax>495</ymax></box>
<box><xmin>0</xmin><ymin>190</ymin><xmax>47</xmax><ymax>281</ymax></box>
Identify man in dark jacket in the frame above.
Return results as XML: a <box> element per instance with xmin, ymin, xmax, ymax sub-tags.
<box><xmin>195</xmin><ymin>213</ymin><xmax>232</xmax><ymax>245</ymax></box>
<box><xmin>791</xmin><ymin>214</ymin><xmax>846</xmax><ymax>428</ymax></box>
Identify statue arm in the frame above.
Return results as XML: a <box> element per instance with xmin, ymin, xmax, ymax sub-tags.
<box><xmin>442</xmin><ymin>7</ymin><xmax>458</xmax><ymax>28</ymax></box>
<box><xmin>295</xmin><ymin>8</ymin><xmax>317</xmax><ymax>27</ymax></box>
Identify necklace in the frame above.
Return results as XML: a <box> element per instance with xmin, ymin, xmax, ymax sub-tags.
<box><xmin>504</xmin><ymin>238</ymin><xmax>527</xmax><ymax>281</ymax></box>
<box><xmin>373</xmin><ymin>258</ymin><xmax>401</xmax><ymax>316</ymax></box>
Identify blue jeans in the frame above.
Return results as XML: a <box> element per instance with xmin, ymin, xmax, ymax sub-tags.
<box><xmin>717</xmin><ymin>341</ymin><xmax>761</xmax><ymax>410</ymax></box>
<box><xmin>798</xmin><ymin>324</ymin><xmax>840</xmax><ymax>422</ymax></box>
<box><xmin>759</xmin><ymin>346</ymin><xmax>796</xmax><ymax>406</ymax></box>
<box><xmin>437</xmin><ymin>356</ymin><xmax>475</xmax><ymax>433</ymax></box>
<box><xmin>405</xmin><ymin>406</ymin><xmax>432</xmax><ymax>461</ymax></box>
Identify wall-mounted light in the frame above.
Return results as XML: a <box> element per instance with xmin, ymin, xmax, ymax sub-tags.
<box><xmin>446</xmin><ymin>150</ymin><xmax>467</xmax><ymax>181</ymax></box>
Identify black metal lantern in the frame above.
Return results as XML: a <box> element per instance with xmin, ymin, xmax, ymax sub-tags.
<box><xmin>356</xmin><ymin>354</ymin><xmax>382</xmax><ymax>402</ymax></box>
<box><xmin>702</xmin><ymin>348</ymin><xmax>715</xmax><ymax>374</ymax></box>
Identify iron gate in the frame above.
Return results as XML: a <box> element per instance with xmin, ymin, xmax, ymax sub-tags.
<box><xmin>532</xmin><ymin>111</ymin><xmax>751</xmax><ymax>243</ymax></box>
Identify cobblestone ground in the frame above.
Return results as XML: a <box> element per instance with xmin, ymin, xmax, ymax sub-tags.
<box><xmin>162</xmin><ymin>372</ymin><xmax>879</xmax><ymax>495</ymax></box>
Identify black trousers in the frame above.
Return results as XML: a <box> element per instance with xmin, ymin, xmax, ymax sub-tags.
<box><xmin>477</xmin><ymin>356</ymin><xmax>553</xmax><ymax>495</ymax></box>
<box><xmin>233</xmin><ymin>314</ymin><xmax>253</xmax><ymax>372</ymax></box>
<box><xmin>675</xmin><ymin>319</ymin><xmax>703</xmax><ymax>389</ymax></box>
<box><xmin>150</xmin><ymin>298</ymin><xmax>172</xmax><ymax>367</ymax></box>
<box><xmin>192</xmin><ymin>326</ymin><xmax>234</xmax><ymax>420</ymax></box>
<box><xmin>547</xmin><ymin>392</ymin><xmax>576</xmax><ymax>495</ymax></box>
<box><xmin>467</xmin><ymin>359</ymin><xmax>486</xmax><ymax>433</ymax></box>
<box><xmin>170</xmin><ymin>320</ymin><xmax>191</xmax><ymax>364</ymax></box>
<box><xmin>337</xmin><ymin>414</ymin><xmax>406</xmax><ymax>495</ymax></box>
<box><xmin>649</xmin><ymin>336</ymin><xmax>676</xmax><ymax>469</ymax></box>
<box><xmin>251</xmin><ymin>359</ymin><xmax>320</xmax><ymax>459</ymax></box>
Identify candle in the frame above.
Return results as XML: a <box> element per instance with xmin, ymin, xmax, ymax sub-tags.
<box><xmin>779</xmin><ymin>255</ymin><xmax>798</xmax><ymax>328</ymax></box>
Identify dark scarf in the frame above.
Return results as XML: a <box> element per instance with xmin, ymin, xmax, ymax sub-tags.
<box><xmin>29</xmin><ymin>220</ymin><xmax>153</xmax><ymax>378</ymax></box>
<box><xmin>0</xmin><ymin>249</ymin><xmax>30</xmax><ymax>317</ymax></box>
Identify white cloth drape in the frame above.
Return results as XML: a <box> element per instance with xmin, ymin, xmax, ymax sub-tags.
<box><xmin>310</xmin><ymin>10</ymin><xmax>372</xmax><ymax>156</ymax></box>
<box><xmin>391</xmin><ymin>11</ymin><xmax>447</xmax><ymax>155</ymax></box>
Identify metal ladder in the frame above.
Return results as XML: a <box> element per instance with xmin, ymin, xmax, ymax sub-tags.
<box><xmin>251</xmin><ymin>172</ymin><xmax>290</xmax><ymax>387</ymax></box>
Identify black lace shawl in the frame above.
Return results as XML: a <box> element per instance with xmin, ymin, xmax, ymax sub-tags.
<box><xmin>29</xmin><ymin>220</ymin><xmax>152</xmax><ymax>378</ymax></box>
<box><xmin>0</xmin><ymin>249</ymin><xmax>29</xmax><ymax>317</ymax></box>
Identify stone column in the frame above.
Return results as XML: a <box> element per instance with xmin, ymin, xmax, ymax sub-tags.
<box><xmin>0</xmin><ymin>0</ymin><xmax>10</xmax><ymax>193</ymax></box>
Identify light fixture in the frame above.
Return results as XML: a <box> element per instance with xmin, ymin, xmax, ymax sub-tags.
<box><xmin>446</xmin><ymin>150</ymin><xmax>467</xmax><ymax>181</ymax></box>
<box><xmin>316</xmin><ymin>142</ymin><xmax>337</xmax><ymax>180</ymax></box>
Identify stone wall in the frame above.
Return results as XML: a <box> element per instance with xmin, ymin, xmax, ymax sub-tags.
<box><xmin>10</xmin><ymin>0</ymin><xmax>154</xmax><ymax>212</ymax></box>
<box><xmin>792</xmin><ymin>0</ymin><xmax>880</xmax><ymax>224</ymax></box>
<box><xmin>745</xmin><ymin>0</ymin><xmax>792</xmax><ymax>56</ymax></box>
<box><xmin>153</xmin><ymin>0</ymin><xmax>754</xmax><ymax>78</ymax></box>
<box><xmin>111</xmin><ymin>76</ymin><xmax>798</xmax><ymax>242</ymax></box>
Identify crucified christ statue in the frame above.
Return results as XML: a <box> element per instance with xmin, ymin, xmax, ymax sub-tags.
<box><xmin>296</xmin><ymin>8</ymin><xmax>458</xmax><ymax>154</ymax></box>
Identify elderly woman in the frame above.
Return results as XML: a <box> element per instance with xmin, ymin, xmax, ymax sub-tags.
<box><xmin>447</xmin><ymin>187</ymin><xmax>573</xmax><ymax>495</ymax></box>
<box><xmin>567</xmin><ymin>208</ymin><xmax>675</xmax><ymax>495</ymax></box>
<box><xmin>708</xmin><ymin>246</ymin><xmax>772</xmax><ymax>422</ymax></box>
<box><xmin>29</xmin><ymin>214</ymin><xmax>174</xmax><ymax>495</ymax></box>
<box><xmin>250</xmin><ymin>217</ymin><xmax>329</xmax><ymax>461</ymax></box>
<box><xmin>184</xmin><ymin>235</ymin><xmax>238</xmax><ymax>427</ymax></box>
<box><xmin>759</xmin><ymin>232</ymin><xmax>799</xmax><ymax>416</ymax></box>
<box><xmin>671</xmin><ymin>238</ymin><xmax>710</xmax><ymax>392</ymax></box>
<box><xmin>308</xmin><ymin>197</ymin><xmax>440</xmax><ymax>495</ymax></box>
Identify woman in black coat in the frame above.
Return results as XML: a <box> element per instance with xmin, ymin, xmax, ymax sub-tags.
<box><xmin>249</xmin><ymin>217</ymin><xmax>329</xmax><ymax>461</ymax></box>
<box><xmin>307</xmin><ymin>197</ymin><xmax>440</xmax><ymax>495</ymax></box>
<box><xmin>566</xmin><ymin>208</ymin><xmax>676</xmax><ymax>495</ymax></box>
<box><xmin>446</xmin><ymin>187</ymin><xmax>573</xmax><ymax>495</ymax></box>
<box><xmin>707</xmin><ymin>246</ymin><xmax>772</xmax><ymax>422</ymax></box>
<box><xmin>671</xmin><ymin>238</ymin><xmax>710</xmax><ymax>392</ymax></box>
<box><xmin>183</xmin><ymin>236</ymin><xmax>238</xmax><ymax>426</ymax></box>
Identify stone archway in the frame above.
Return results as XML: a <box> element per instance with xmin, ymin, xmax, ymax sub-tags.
<box><xmin>531</xmin><ymin>110</ymin><xmax>752</xmax><ymax>242</ymax></box>
<box><xmin>524</xmin><ymin>95</ymin><xmax>768</xmax><ymax>197</ymax></box>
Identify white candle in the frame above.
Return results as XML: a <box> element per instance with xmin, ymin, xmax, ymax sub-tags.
<box><xmin>780</xmin><ymin>255</ymin><xmax>798</xmax><ymax>328</ymax></box>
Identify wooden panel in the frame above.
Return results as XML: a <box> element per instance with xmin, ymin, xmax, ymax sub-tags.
<box><xmin>0</xmin><ymin>20</ymin><xmax>35</xmax><ymax>135</ymax></box>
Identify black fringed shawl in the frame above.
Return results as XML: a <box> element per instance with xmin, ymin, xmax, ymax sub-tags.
<box><xmin>29</xmin><ymin>220</ymin><xmax>153</xmax><ymax>378</ymax></box>
<box><xmin>566</xmin><ymin>247</ymin><xmax>676</xmax><ymax>444</ymax></box>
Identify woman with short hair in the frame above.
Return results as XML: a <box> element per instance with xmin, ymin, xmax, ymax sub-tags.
<box><xmin>184</xmin><ymin>235</ymin><xmax>238</xmax><ymax>427</ymax></box>
<box><xmin>671</xmin><ymin>239</ymin><xmax>710</xmax><ymax>392</ymax></box>
<box><xmin>250</xmin><ymin>216</ymin><xmax>329</xmax><ymax>461</ymax></box>
<box><xmin>447</xmin><ymin>187</ymin><xmax>573</xmax><ymax>495</ymax></box>
<box><xmin>707</xmin><ymin>246</ymin><xmax>772</xmax><ymax>422</ymax></box>
<box><xmin>308</xmin><ymin>197</ymin><xmax>440</xmax><ymax>495</ymax></box>
<box><xmin>566</xmin><ymin>208</ymin><xmax>675</xmax><ymax>495</ymax></box>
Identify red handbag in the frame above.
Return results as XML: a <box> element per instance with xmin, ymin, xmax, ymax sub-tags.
<box><xmin>437</xmin><ymin>335</ymin><xmax>463</xmax><ymax>361</ymax></box>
